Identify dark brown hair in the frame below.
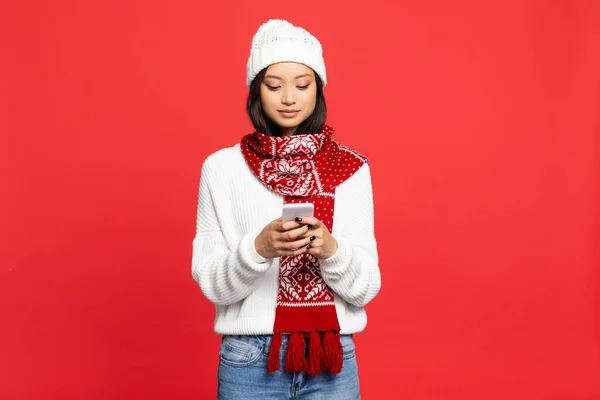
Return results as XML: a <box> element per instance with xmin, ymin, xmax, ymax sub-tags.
<box><xmin>246</xmin><ymin>67</ymin><xmax>327</xmax><ymax>136</ymax></box>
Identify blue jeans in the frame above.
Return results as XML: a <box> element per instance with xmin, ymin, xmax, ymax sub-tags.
<box><xmin>217</xmin><ymin>334</ymin><xmax>360</xmax><ymax>399</ymax></box>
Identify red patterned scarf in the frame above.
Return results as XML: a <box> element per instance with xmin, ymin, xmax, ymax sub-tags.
<box><xmin>240</xmin><ymin>125</ymin><xmax>367</xmax><ymax>376</ymax></box>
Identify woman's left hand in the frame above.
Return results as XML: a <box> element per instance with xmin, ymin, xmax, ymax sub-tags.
<box><xmin>288</xmin><ymin>216</ymin><xmax>338</xmax><ymax>259</ymax></box>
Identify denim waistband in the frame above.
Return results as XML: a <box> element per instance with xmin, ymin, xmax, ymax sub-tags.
<box><xmin>221</xmin><ymin>334</ymin><xmax>353</xmax><ymax>351</ymax></box>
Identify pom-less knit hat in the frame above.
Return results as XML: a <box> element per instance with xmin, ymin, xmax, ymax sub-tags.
<box><xmin>246</xmin><ymin>19</ymin><xmax>327</xmax><ymax>88</ymax></box>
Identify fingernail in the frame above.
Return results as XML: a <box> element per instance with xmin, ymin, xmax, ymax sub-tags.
<box><xmin>295</xmin><ymin>217</ymin><xmax>302</xmax><ymax>222</ymax></box>
<box><xmin>306</xmin><ymin>244</ymin><xmax>312</xmax><ymax>250</ymax></box>
<box><xmin>310</xmin><ymin>236</ymin><xmax>316</xmax><ymax>241</ymax></box>
<box><xmin>307</xmin><ymin>224</ymin><xmax>312</xmax><ymax>229</ymax></box>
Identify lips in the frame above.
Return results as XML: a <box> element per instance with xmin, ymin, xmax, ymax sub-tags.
<box><xmin>278</xmin><ymin>110</ymin><xmax>300</xmax><ymax>118</ymax></box>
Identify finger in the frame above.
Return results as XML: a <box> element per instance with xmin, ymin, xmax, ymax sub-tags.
<box><xmin>305</xmin><ymin>242</ymin><xmax>317</xmax><ymax>255</ymax></box>
<box><xmin>283</xmin><ymin>224</ymin><xmax>312</xmax><ymax>241</ymax></box>
<box><xmin>282</xmin><ymin>215</ymin><xmax>319</xmax><ymax>230</ymax></box>
<box><xmin>305</xmin><ymin>238</ymin><xmax>324</xmax><ymax>256</ymax></box>
<box><xmin>297</xmin><ymin>216</ymin><xmax>321</xmax><ymax>228</ymax></box>
<box><xmin>280</xmin><ymin>219</ymin><xmax>306</xmax><ymax>232</ymax></box>
<box><xmin>272</xmin><ymin>217</ymin><xmax>285</xmax><ymax>231</ymax></box>
<box><xmin>310</xmin><ymin>237</ymin><xmax>322</xmax><ymax>249</ymax></box>
<box><xmin>294</xmin><ymin>229</ymin><xmax>318</xmax><ymax>241</ymax></box>
<box><xmin>285</xmin><ymin>235</ymin><xmax>313</xmax><ymax>250</ymax></box>
<box><xmin>292</xmin><ymin>222</ymin><xmax>323</xmax><ymax>240</ymax></box>
<box><xmin>295</xmin><ymin>223</ymin><xmax>320</xmax><ymax>238</ymax></box>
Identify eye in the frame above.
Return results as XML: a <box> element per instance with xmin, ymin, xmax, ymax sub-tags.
<box><xmin>297</xmin><ymin>85</ymin><xmax>310</xmax><ymax>90</ymax></box>
<box><xmin>266</xmin><ymin>85</ymin><xmax>280</xmax><ymax>91</ymax></box>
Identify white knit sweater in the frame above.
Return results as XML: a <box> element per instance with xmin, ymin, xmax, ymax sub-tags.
<box><xmin>191</xmin><ymin>142</ymin><xmax>381</xmax><ymax>335</ymax></box>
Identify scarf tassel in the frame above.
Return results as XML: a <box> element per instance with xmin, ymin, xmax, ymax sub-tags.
<box><xmin>306</xmin><ymin>330</ymin><xmax>325</xmax><ymax>376</ymax></box>
<box><xmin>285</xmin><ymin>332</ymin><xmax>307</xmax><ymax>372</ymax></box>
<box><xmin>269</xmin><ymin>330</ymin><xmax>343</xmax><ymax>375</ymax></box>
<box><xmin>323</xmin><ymin>330</ymin><xmax>343</xmax><ymax>374</ymax></box>
<box><xmin>267</xmin><ymin>332</ymin><xmax>282</xmax><ymax>373</ymax></box>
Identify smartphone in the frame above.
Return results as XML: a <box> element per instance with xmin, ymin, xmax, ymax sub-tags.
<box><xmin>282</xmin><ymin>203</ymin><xmax>314</xmax><ymax>222</ymax></box>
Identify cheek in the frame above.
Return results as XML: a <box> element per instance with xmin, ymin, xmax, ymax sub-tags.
<box><xmin>304</xmin><ymin>90</ymin><xmax>317</xmax><ymax>111</ymax></box>
<box><xmin>260</xmin><ymin>91</ymin><xmax>276</xmax><ymax>111</ymax></box>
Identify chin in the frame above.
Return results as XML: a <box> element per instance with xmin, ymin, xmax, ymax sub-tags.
<box><xmin>277</xmin><ymin>120</ymin><xmax>299</xmax><ymax>128</ymax></box>
<box><xmin>274</xmin><ymin>117</ymin><xmax>304</xmax><ymax>128</ymax></box>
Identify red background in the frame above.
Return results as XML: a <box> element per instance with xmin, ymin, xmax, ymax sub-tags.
<box><xmin>2</xmin><ymin>1</ymin><xmax>599</xmax><ymax>399</ymax></box>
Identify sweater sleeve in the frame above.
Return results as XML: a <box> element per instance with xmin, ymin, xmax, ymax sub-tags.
<box><xmin>319</xmin><ymin>163</ymin><xmax>381</xmax><ymax>308</ymax></box>
<box><xmin>191</xmin><ymin>156</ymin><xmax>274</xmax><ymax>306</ymax></box>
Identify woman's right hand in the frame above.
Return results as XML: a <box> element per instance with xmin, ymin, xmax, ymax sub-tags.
<box><xmin>254</xmin><ymin>217</ymin><xmax>314</xmax><ymax>259</ymax></box>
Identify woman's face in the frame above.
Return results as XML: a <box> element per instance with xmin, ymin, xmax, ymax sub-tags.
<box><xmin>260</xmin><ymin>62</ymin><xmax>317</xmax><ymax>136</ymax></box>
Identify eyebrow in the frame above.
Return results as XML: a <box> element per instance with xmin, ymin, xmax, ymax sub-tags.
<box><xmin>264</xmin><ymin>74</ymin><xmax>313</xmax><ymax>80</ymax></box>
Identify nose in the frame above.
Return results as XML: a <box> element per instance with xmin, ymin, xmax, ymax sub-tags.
<box><xmin>282</xmin><ymin>87</ymin><xmax>296</xmax><ymax>106</ymax></box>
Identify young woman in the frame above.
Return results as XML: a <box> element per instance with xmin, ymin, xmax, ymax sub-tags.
<box><xmin>192</xmin><ymin>19</ymin><xmax>381</xmax><ymax>399</ymax></box>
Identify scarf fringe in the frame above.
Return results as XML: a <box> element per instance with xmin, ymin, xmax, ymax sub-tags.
<box><xmin>323</xmin><ymin>330</ymin><xmax>343</xmax><ymax>374</ymax></box>
<box><xmin>267</xmin><ymin>332</ymin><xmax>282</xmax><ymax>373</ymax></box>
<box><xmin>307</xmin><ymin>330</ymin><xmax>325</xmax><ymax>376</ymax></box>
<box><xmin>285</xmin><ymin>332</ymin><xmax>307</xmax><ymax>372</ymax></box>
<box><xmin>267</xmin><ymin>330</ymin><xmax>343</xmax><ymax>375</ymax></box>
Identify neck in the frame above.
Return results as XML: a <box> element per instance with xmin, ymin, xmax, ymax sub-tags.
<box><xmin>279</xmin><ymin>126</ymin><xmax>296</xmax><ymax>137</ymax></box>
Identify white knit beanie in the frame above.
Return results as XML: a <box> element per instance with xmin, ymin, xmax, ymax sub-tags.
<box><xmin>246</xmin><ymin>19</ymin><xmax>327</xmax><ymax>88</ymax></box>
